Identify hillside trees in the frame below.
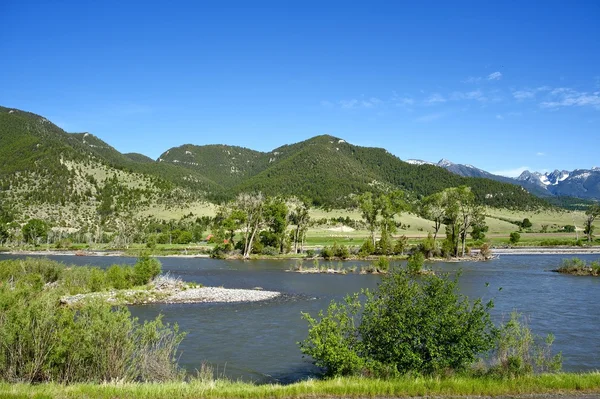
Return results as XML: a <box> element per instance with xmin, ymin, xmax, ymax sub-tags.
<box><xmin>22</xmin><ymin>219</ymin><xmax>48</xmax><ymax>245</ymax></box>
<box><xmin>289</xmin><ymin>197</ymin><xmax>311</xmax><ymax>254</ymax></box>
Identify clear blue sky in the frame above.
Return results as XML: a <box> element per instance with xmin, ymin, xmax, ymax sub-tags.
<box><xmin>1</xmin><ymin>0</ymin><xmax>599</xmax><ymax>176</ymax></box>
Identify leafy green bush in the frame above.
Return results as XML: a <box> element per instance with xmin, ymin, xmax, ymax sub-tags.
<box><xmin>321</xmin><ymin>246</ymin><xmax>334</xmax><ymax>260</ymax></box>
<box><xmin>509</xmin><ymin>232</ymin><xmax>521</xmax><ymax>245</ymax></box>
<box><xmin>358</xmin><ymin>239</ymin><xmax>375</xmax><ymax>256</ymax></box>
<box><xmin>300</xmin><ymin>271</ymin><xmax>496</xmax><ymax>377</ymax></box>
<box><xmin>106</xmin><ymin>265</ymin><xmax>135</xmax><ymax>290</ymax></box>
<box><xmin>481</xmin><ymin>312</ymin><xmax>562</xmax><ymax>377</ymax></box>
<box><xmin>406</xmin><ymin>252</ymin><xmax>424</xmax><ymax>274</ymax></box>
<box><xmin>261</xmin><ymin>246</ymin><xmax>279</xmax><ymax>256</ymax></box>
<box><xmin>334</xmin><ymin>243</ymin><xmax>350</xmax><ymax>259</ymax></box>
<box><xmin>133</xmin><ymin>256</ymin><xmax>162</xmax><ymax>286</ymax></box>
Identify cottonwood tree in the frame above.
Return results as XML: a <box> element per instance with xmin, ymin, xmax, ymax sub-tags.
<box><xmin>420</xmin><ymin>191</ymin><xmax>446</xmax><ymax>242</ymax></box>
<box><xmin>358</xmin><ymin>192</ymin><xmax>379</xmax><ymax>247</ymax></box>
<box><xmin>289</xmin><ymin>197</ymin><xmax>311</xmax><ymax>254</ymax></box>
<box><xmin>22</xmin><ymin>219</ymin><xmax>49</xmax><ymax>245</ymax></box>
<box><xmin>442</xmin><ymin>186</ymin><xmax>485</xmax><ymax>257</ymax></box>
<box><xmin>236</xmin><ymin>192</ymin><xmax>266</xmax><ymax>258</ymax></box>
<box><xmin>264</xmin><ymin>197</ymin><xmax>289</xmax><ymax>254</ymax></box>
<box><xmin>377</xmin><ymin>191</ymin><xmax>407</xmax><ymax>254</ymax></box>
<box><xmin>584</xmin><ymin>203</ymin><xmax>600</xmax><ymax>242</ymax></box>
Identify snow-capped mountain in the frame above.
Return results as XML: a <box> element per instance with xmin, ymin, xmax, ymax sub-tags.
<box><xmin>405</xmin><ymin>157</ymin><xmax>600</xmax><ymax>200</ymax></box>
<box><xmin>516</xmin><ymin>168</ymin><xmax>600</xmax><ymax>199</ymax></box>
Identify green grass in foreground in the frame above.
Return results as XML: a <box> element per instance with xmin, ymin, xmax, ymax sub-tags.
<box><xmin>1</xmin><ymin>373</ymin><xmax>599</xmax><ymax>399</ymax></box>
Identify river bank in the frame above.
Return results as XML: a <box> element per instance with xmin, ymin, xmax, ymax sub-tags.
<box><xmin>3</xmin><ymin>246</ymin><xmax>600</xmax><ymax>259</ymax></box>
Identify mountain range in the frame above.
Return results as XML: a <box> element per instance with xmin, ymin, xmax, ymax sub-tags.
<box><xmin>0</xmin><ymin>105</ymin><xmax>584</xmax><ymax>226</ymax></box>
<box><xmin>406</xmin><ymin>159</ymin><xmax>600</xmax><ymax>203</ymax></box>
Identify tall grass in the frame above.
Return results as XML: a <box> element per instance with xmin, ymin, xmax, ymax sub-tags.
<box><xmin>1</xmin><ymin>373</ymin><xmax>599</xmax><ymax>398</ymax></box>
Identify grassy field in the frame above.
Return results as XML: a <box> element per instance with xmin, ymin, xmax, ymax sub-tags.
<box><xmin>1</xmin><ymin>373</ymin><xmax>599</xmax><ymax>398</ymax></box>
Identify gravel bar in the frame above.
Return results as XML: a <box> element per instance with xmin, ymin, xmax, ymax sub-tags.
<box><xmin>166</xmin><ymin>287</ymin><xmax>280</xmax><ymax>304</ymax></box>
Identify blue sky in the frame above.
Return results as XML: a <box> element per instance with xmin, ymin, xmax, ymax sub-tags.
<box><xmin>1</xmin><ymin>0</ymin><xmax>599</xmax><ymax>176</ymax></box>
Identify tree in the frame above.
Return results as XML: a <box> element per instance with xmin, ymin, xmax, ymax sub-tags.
<box><xmin>289</xmin><ymin>197</ymin><xmax>311</xmax><ymax>254</ymax></box>
<box><xmin>584</xmin><ymin>203</ymin><xmax>600</xmax><ymax>242</ymax></box>
<box><xmin>358</xmin><ymin>192</ymin><xmax>379</xmax><ymax>247</ymax></box>
<box><xmin>0</xmin><ymin>223</ymin><xmax>8</xmax><ymax>246</ymax></box>
<box><xmin>235</xmin><ymin>192</ymin><xmax>266</xmax><ymax>258</ymax></box>
<box><xmin>521</xmin><ymin>218</ymin><xmax>533</xmax><ymax>229</ymax></box>
<box><xmin>300</xmin><ymin>270</ymin><xmax>496</xmax><ymax>377</ymax></box>
<box><xmin>22</xmin><ymin>219</ymin><xmax>48</xmax><ymax>245</ymax></box>
<box><xmin>420</xmin><ymin>192</ymin><xmax>446</xmax><ymax>242</ymax></box>
<box><xmin>455</xmin><ymin>186</ymin><xmax>484</xmax><ymax>257</ymax></box>
<box><xmin>264</xmin><ymin>197</ymin><xmax>289</xmax><ymax>254</ymax></box>
<box><xmin>509</xmin><ymin>231</ymin><xmax>521</xmax><ymax>245</ymax></box>
<box><xmin>377</xmin><ymin>190</ymin><xmax>407</xmax><ymax>254</ymax></box>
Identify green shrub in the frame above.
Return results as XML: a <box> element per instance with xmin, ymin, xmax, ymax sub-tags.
<box><xmin>334</xmin><ymin>243</ymin><xmax>350</xmax><ymax>259</ymax></box>
<box><xmin>374</xmin><ymin>256</ymin><xmax>389</xmax><ymax>272</ymax></box>
<box><xmin>133</xmin><ymin>256</ymin><xmax>162</xmax><ymax>286</ymax></box>
<box><xmin>358</xmin><ymin>239</ymin><xmax>375</xmax><ymax>256</ymax></box>
<box><xmin>0</xmin><ymin>284</ymin><xmax>185</xmax><ymax>383</ymax></box>
<box><xmin>305</xmin><ymin>249</ymin><xmax>316</xmax><ymax>258</ymax></box>
<box><xmin>261</xmin><ymin>246</ymin><xmax>279</xmax><ymax>256</ymax></box>
<box><xmin>509</xmin><ymin>232</ymin><xmax>521</xmax><ymax>245</ymax></box>
<box><xmin>300</xmin><ymin>271</ymin><xmax>496</xmax><ymax>377</ymax></box>
<box><xmin>406</xmin><ymin>252</ymin><xmax>424</xmax><ymax>274</ymax></box>
<box><xmin>106</xmin><ymin>265</ymin><xmax>135</xmax><ymax>290</ymax></box>
<box><xmin>321</xmin><ymin>246</ymin><xmax>334</xmax><ymax>260</ymax></box>
<box><xmin>482</xmin><ymin>312</ymin><xmax>562</xmax><ymax>377</ymax></box>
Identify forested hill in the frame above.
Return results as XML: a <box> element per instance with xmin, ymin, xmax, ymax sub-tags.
<box><xmin>0</xmin><ymin>106</ymin><xmax>550</xmax><ymax>212</ymax></box>
<box><xmin>162</xmin><ymin>135</ymin><xmax>550</xmax><ymax>209</ymax></box>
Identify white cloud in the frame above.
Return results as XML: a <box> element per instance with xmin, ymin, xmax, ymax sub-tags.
<box><xmin>424</xmin><ymin>93</ymin><xmax>446</xmax><ymax>105</ymax></box>
<box><xmin>414</xmin><ymin>112</ymin><xmax>447</xmax><ymax>122</ymax></box>
<box><xmin>339</xmin><ymin>99</ymin><xmax>359</xmax><ymax>109</ymax></box>
<box><xmin>452</xmin><ymin>89</ymin><xmax>487</xmax><ymax>102</ymax></box>
<box><xmin>491</xmin><ymin>166</ymin><xmax>531</xmax><ymax>178</ymax></box>
<box><xmin>540</xmin><ymin>87</ymin><xmax>600</xmax><ymax>110</ymax></box>
<box><xmin>463</xmin><ymin>76</ymin><xmax>483</xmax><ymax>84</ymax></box>
<box><xmin>320</xmin><ymin>100</ymin><xmax>334</xmax><ymax>107</ymax></box>
<box><xmin>496</xmin><ymin>114</ymin><xmax>503</xmax><ymax>120</ymax></box>
<box><xmin>487</xmin><ymin>72</ymin><xmax>502</xmax><ymax>81</ymax></box>
<box><xmin>536</xmin><ymin>152</ymin><xmax>546</xmax><ymax>156</ymax></box>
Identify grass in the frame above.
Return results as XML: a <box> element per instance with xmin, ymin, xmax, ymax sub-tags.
<box><xmin>1</xmin><ymin>373</ymin><xmax>599</xmax><ymax>398</ymax></box>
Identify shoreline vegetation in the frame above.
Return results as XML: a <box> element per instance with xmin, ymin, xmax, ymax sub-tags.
<box><xmin>1</xmin><ymin>373</ymin><xmax>600</xmax><ymax>399</ymax></box>
<box><xmin>553</xmin><ymin>257</ymin><xmax>600</xmax><ymax>276</ymax></box>
<box><xmin>2</xmin><ymin>245</ymin><xmax>600</xmax><ymax>259</ymax></box>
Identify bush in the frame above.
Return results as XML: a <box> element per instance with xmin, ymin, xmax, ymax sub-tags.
<box><xmin>406</xmin><ymin>252</ymin><xmax>424</xmax><ymax>274</ymax></box>
<box><xmin>305</xmin><ymin>249</ymin><xmax>316</xmax><ymax>258</ymax></box>
<box><xmin>482</xmin><ymin>312</ymin><xmax>562</xmax><ymax>377</ymax></box>
<box><xmin>321</xmin><ymin>246</ymin><xmax>334</xmax><ymax>260</ymax></box>
<box><xmin>0</xmin><ymin>286</ymin><xmax>185</xmax><ymax>383</ymax></box>
<box><xmin>509</xmin><ymin>232</ymin><xmax>521</xmax><ymax>245</ymax></box>
<box><xmin>334</xmin><ymin>243</ymin><xmax>350</xmax><ymax>259</ymax></box>
<box><xmin>261</xmin><ymin>246</ymin><xmax>279</xmax><ymax>256</ymax></box>
<box><xmin>133</xmin><ymin>256</ymin><xmax>162</xmax><ymax>286</ymax></box>
<box><xmin>300</xmin><ymin>271</ymin><xmax>496</xmax><ymax>377</ymax></box>
<box><xmin>358</xmin><ymin>239</ymin><xmax>375</xmax><ymax>256</ymax></box>
<box><xmin>106</xmin><ymin>265</ymin><xmax>135</xmax><ymax>290</ymax></box>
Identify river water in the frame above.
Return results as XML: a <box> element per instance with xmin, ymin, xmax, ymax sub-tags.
<box><xmin>1</xmin><ymin>253</ymin><xmax>599</xmax><ymax>382</ymax></box>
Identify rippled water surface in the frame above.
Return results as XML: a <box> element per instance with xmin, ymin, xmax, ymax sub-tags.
<box><xmin>1</xmin><ymin>253</ymin><xmax>599</xmax><ymax>382</ymax></box>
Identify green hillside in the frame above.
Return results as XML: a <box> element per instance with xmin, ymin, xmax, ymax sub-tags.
<box><xmin>1</xmin><ymin>106</ymin><xmax>551</xmax><ymax>226</ymax></box>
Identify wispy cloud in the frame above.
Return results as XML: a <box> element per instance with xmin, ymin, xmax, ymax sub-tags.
<box><xmin>424</xmin><ymin>93</ymin><xmax>446</xmax><ymax>105</ymax></box>
<box><xmin>496</xmin><ymin>114</ymin><xmax>503</xmax><ymax>120</ymax></box>
<box><xmin>414</xmin><ymin>111</ymin><xmax>448</xmax><ymax>122</ymax></box>
<box><xmin>536</xmin><ymin>152</ymin><xmax>546</xmax><ymax>156</ymax></box>
<box><xmin>540</xmin><ymin>88</ymin><xmax>600</xmax><ymax>110</ymax></box>
<box><xmin>451</xmin><ymin>89</ymin><xmax>487</xmax><ymax>102</ymax></box>
<box><xmin>462</xmin><ymin>76</ymin><xmax>483</xmax><ymax>84</ymax></box>
<box><xmin>512</xmin><ymin>86</ymin><xmax>550</xmax><ymax>100</ymax></box>
<box><xmin>487</xmin><ymin>71</ymin><xmax>502</xmax><ymax>81</ymax></box>
<box><xmin>491</xmin><ymin>166</ymin><xmax>530</xmax><ymax>178</ymax></box>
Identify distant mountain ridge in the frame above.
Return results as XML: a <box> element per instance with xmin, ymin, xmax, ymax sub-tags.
<box><xmin>406</xmin><ymin>158</ymin><xmax>600</xmax><ymax>201</ymax></box>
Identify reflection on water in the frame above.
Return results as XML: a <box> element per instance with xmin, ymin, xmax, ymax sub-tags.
<box><xmin>1</xmin><ymin>253</ymin><xmax>599</xmax><ymax>382</ymax></box>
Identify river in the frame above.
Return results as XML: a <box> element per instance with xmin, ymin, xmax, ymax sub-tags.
<box><xmin>1</xmin><ymin>253</ymin><xmax>598</xmax><ymax>383</ymax></box>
